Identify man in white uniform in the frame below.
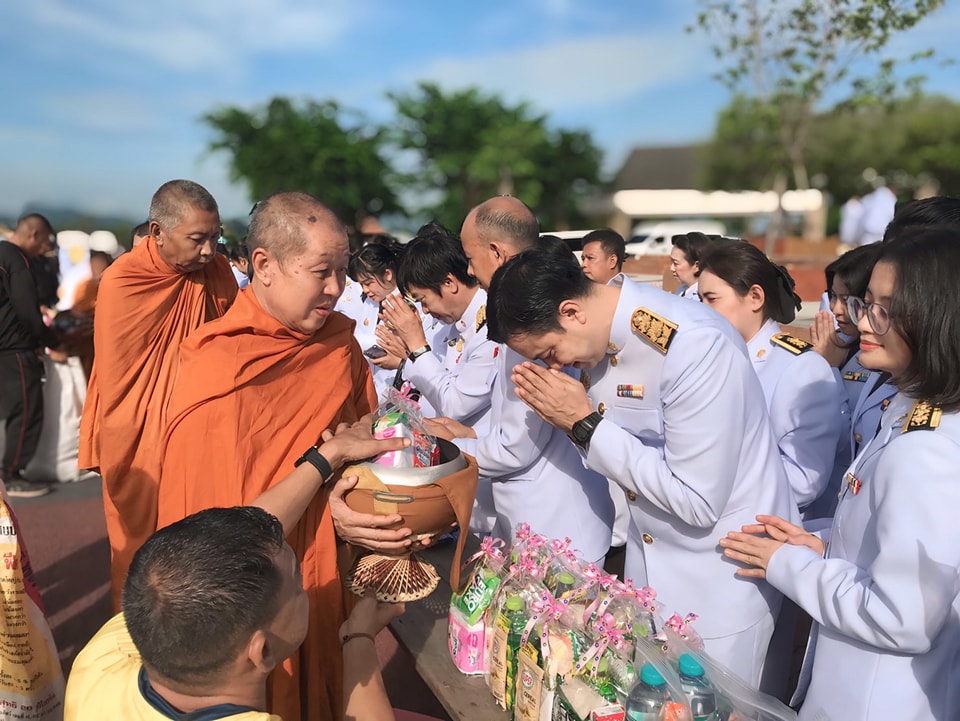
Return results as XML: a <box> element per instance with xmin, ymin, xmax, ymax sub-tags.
<box><xmin>486</xmin><ymin>243</ymin><xmax>796</xmax><ymax>686</ymax></box>
<box><xmin>376</xmin><ymin>223</ymin><xmax>499</xmax><ymax>534</ymax></box>
<box><xmin>429</xmin><ymin>197</ymin><xmax>614</xmax><ymax>565</ymax></box>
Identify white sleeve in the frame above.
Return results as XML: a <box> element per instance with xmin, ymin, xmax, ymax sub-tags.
<box><xmin>404</xmin><ymin>337</ymin><xmax>498</xmax><ymax>421</ymax></box>
<box><xmin>767</xmin><ymin>432</ymin><xmax>960</xmax><ymax>653</ymax></box>
<box><xmin>454</xmin><ymin>347</ymin><xmax>554</xmax><ymax>480</ymax></box>
<box><xmin>771</xmin><ymin>355</ymin><xmax>844</xmax><ymax>508</ymax></box>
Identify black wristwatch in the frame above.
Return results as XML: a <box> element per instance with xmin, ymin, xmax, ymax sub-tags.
<box><xmin>570</xmin><ymin>411</ymin><xmax>604</xmax><ymax>448</ymax></box>
<box><xmin>295</xmin><ymin>446</ymin><xmax>335</xmax><ymax>485</ymax></box>
<box><xmin>408</xmin><ymin>343</ymin><xmax>431</xmax><ymax>362</ymax></box>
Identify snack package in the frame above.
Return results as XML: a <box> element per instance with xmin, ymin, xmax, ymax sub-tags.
<box><xmin>372</xmin><ymin>388</ymin><xmax>439</xmax><ymax>468</ymax></box>
<box><xmin>448</xmin><ymin>604</ymin><xmax>486</xmax><ymax>675</ymax></box>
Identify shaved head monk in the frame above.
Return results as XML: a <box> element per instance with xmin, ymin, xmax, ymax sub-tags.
<box><xmin>78</xmin><ymin>180</ymin><xmax>238</xmax><ymax>609</ymax></box>
<box><xmin>157</xmin><ymin>191</ymin><xmax>413</xmax><ymax>721</ymax></box>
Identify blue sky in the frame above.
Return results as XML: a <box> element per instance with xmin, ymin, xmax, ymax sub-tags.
<box><xmin>2</xmin><ymin>0</ymin><xmax>958</xmax><ymax>223</ymax></box>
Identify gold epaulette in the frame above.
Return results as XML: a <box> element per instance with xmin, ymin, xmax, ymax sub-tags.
<box><xmin>771</xmin><ymin>333</ymin><xmax>813</xmax><ymax>355</ymax></box>
<box><xmin>631</xmin><ymin>307</ymin><xmax>678</xmax><ymax>354</ymax></box>
<box><xmin>902</xmin><ymin>400</ymin><xmax>942</xmax><ymax>433</ymax></box>
<box><xmin>475</xmin><ymin>304</ymin><xmax>487</xmax><ymax>333</ymax></box>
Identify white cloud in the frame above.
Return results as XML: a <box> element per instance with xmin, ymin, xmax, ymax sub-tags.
<box><xmin>398</xmin><ymin>30</ymin><xmax>709</xmax><ymax>112</ymax></box>
<box><xmin>27</xmin><ymin>0</ymin><xmax>365</xmax><ymax>74</ymax></box>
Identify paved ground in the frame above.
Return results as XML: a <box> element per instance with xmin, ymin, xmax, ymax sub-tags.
<box><xmin>9</xmin><ymin>477</ymin><xmax>449</xmax><ymax>719</ymax></box>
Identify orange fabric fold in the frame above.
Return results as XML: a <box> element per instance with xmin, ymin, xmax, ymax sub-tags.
<box><xmin>157</xmin><ymin>287</ymin><xmax>377</xmax><ymax>721</ymax></box>
<box><xmin>78</xmin><ymin>237</ymin><xmax>237</xmax><ymax>609</ymax></box>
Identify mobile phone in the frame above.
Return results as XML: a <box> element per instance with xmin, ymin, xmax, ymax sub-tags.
<box><xmin>363</xmin><ymin>345</ymin><xmax>388</xmax><ymax>360</ymax></box>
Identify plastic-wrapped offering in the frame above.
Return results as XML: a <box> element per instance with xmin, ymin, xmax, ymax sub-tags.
<box><xmin>372</xmin><ymin>388</ymin><xmax>439</xmax><ymax>468</ymax></box>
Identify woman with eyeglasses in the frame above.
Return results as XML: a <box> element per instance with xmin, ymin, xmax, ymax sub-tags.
<box><xmin>721</xmin><ymin>228</ymin><xmax>960</xmax><ymax>721</ymax></box>
<box><xmin>805</xmin><ymin>242</ymin><xmax>889</xmax><ymax>520</ymax></box>
<box><xmin>697</xmin><ymin>241</ymin><xmax>843</xmax><ymax>514</ymax></box>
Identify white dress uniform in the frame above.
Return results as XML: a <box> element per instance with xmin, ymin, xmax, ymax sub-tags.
<box><xmin>854</xmin><ymin>186</ymin><xmax>896</xmax><ymax>246</ymax></box>
<box><xmin>582</xmin><ymin>278</ymin><xmax>797</xmax><ymax>685</ymax></box>
<box><xmin>454</xmin><ymin>344</ymin><xmax>614</xmax><ymax>564</ymax></box>
<box><xmin>678</xmin><ymin>280</ymin><xmax>700</xmax><ymax>301</ymax></box>
<box><xmin>404</xmin><ymin>288</ymin><xmax>498</xmax><ymax>534</ymax></box>
<box><xmin>746</xmin><ymin>318</ymin><xmax>844</xmax><ymax>512</ymax></box>
<box><xmin>335</xmin><ymin>283</ymin><xmax>446</xmax><ymax>410</ymax></box>
<box><xmin>767</xmin><ymin>393</ymin><xmax>960</xmax><ymax>721</ymax></box>
<box><xmin>805</xmin><ymin>351</ymin><xmax>872</xmax><ymax>520</ymax></box>
<box><xmin>849</xmin><ymin>366</ymin><xmax>897</xmax><ymax>458</ymax></box>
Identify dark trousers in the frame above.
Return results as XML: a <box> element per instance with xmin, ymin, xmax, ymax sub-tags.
<box><xmin>0</xmin><ymin>351</ymin><xmax>44</xmax><ymax>479</ymax></box>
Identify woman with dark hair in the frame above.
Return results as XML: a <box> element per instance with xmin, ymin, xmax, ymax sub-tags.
<box><xmin>335</xmin><ymin>236</ymin><xmax>444</xmax><ymax>404</ymax></box>
<box><xmin>669</xmin><ymin>232</ymin><xmax>714</xmax><ymax>300</ymax></box>
<box><xmin>806</xmin><ymin>243</ymin><xmax>890</xmax><ymax>520</ymax></box>
<box><xmin>721</xmin><ymin>227</ymin><xmax>960</xmax><ymax>721</ymax></box>
<box><xmin>697</xmin><ymin>241</ymin><xmax>843</xmax><ymax>514</ymax></box>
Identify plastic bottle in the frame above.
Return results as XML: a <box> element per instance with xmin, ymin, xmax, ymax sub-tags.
<box><xmin>677</xmin><ymin>653</ymin><xmax>720</xmax><ymax>721</ymax></box>
<box><xmin>503</xmin><ymin>594</ymin><xmax>527</xmax><ymax>711</ymax></box>
<box><xmin>553</xmin><ymin>570</ymin><xmax>577</xmax><ymax>597</ymax></box>
<box><xmin>625</xmin><ymin>663</ymin><xmax>668</xmax><ymax>721</ymax></box>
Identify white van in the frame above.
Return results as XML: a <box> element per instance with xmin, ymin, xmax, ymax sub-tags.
<box><xmin>625</xmin><ymin>220</ymin><xmax>726</xmax><ymax>257</ymax></box>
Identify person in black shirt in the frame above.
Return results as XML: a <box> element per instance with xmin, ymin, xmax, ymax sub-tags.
<box><xmin>0</xmin><ymin>214</ymin><xmax>60</xmax><ymax>498</ymax></box>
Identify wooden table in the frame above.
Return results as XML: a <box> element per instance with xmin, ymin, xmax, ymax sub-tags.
<box><xmin>388</xmin><ymin>533</ymin><xmax>509</xmax><ymax>721</ymax></box>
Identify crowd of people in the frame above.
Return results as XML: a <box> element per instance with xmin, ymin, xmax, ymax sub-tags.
<box><xmin>1</xmin><ymin>180</ymin><xmax>959</xmax><ymax>721</ymax></box>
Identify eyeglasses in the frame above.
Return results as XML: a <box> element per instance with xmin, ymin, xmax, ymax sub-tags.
<box><xmin>847</xmin><ymin>296</ymin><xmax>892</xmax><ymax>335</ymax></box>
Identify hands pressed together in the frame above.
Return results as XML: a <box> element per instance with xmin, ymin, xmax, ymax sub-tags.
<box><xmin>720</xmin><ymin>514</ymin><xmax>825</xmax><ymax>579</ymax></box>
<box><xmin>810</xmin><ymin>310</ymin><xmax>850</xmax><ymax>368</ymax></box>
<box><xmin>511</xmin><ymin>362</ymin><xmax>594</xmax><ymax>434</ymax></box>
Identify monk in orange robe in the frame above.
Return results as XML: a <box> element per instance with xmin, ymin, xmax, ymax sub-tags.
<box><xmin>78</xmin><ymin>180</ymin><xmax>237</xmax><ymax>609</ymax></box>
<box><xmin>157</xmin><ymin>192</ymin><xmax>414</xmax><ymax>721</ymax></box>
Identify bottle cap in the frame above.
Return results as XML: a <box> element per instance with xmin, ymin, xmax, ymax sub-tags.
<box><xmin>505</xmin><ymin>595</ymin><xmax>524</xmax><ymax>612</ymax></box>
<box><xmin>640</xmin><ymin>663</ymin><xmax>666</xmax><ymax>686</ymax></box>
<box><xmin>557</xmin><ymin>571</ymin><xmax>576</xmax><ymax>586</ymax></box>
<box><xmin>678</xmin><ymin>653</ymin><xmax>705</xmax><ymax>677</ymax></box>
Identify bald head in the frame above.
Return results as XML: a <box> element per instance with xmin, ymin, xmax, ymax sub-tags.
<box><xmin>247</xmin><ymin>192</ymin><xmax>346</xmax><ymax>267</ymax></box>
<box><xmin>467</xmin><ymin>196</ymin><xmax>539</xmax><ymax>252</ymax></box>
<box><xmin>149</xmin><ymin>180</ymin><xmax>218</xmax><ymax>231</ymax></box>
<box><xmin>460</xmin><ymin>196</ymin><xmax>539</xmax><ymax>290</ymax></box>
<box><xmin>11</xmin><ymin>213</ymin><xmax>55</xmax><ymax>257</ymax></box>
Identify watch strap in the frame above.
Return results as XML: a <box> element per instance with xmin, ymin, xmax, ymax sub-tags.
<box><xmin>295</xmin><ymin>447</ymin><xmax>334</xmax><ymax>484</ymax></box>
<box><xmin>571</xmin><ymin>411</ymin><xmax>603</xmax><ymax>447</ymax></box>
<box><xmin>408</xmin><ymin>344</ymin><xmax>431</xmax><ymax>362</ymax></box>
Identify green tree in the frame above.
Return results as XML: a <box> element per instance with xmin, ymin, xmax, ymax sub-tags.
<box><xmin>388</xmin><ymin>82</ymin><xmax>602</xmax><ymax>230</ymax></box>
<box><xmin>692</xmin><ymin>0</ymin><xmax>944</xmax><ymax>192</ymax></box>
<box><xmin>203</xmin><ymin>97</ymin><xmax>401</xmax><ymax>224</ymax></box>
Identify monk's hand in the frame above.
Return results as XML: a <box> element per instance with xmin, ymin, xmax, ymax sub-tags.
<box><xmin>810</xmin><ymin>311</ymin><xmax>847</xmax><ymax>368</ymax></box>
<box><xmin>339</xmin><ymin>589</ymin><xmax>405</xmax><ymax>640</ymax></box>
<box><xmin>329</xmin><ymin>476</ymin><xmax>414</xmax><ymax>551</ymax></box>
<box><xmin>374</xmin><ymin>325</ymin><xmax>409</xmax><ymax>360</ymax></box>
<box><xmin>46</xmin><ymin>348</ymin><xmax>69</xmax><ymax>363</ymax></box>
<box><xmin>511</xmin><ymin>362</ymin><xmax>593</xmax><ymax>434</ymax></box>
<box><xmin>320</xmin><ymin>414</ymin><xmax>409</xmax><ymax>467</ymax></box>
<box><xmin>424</xmin><ymin>416</ymin><xmax>476</xmax><ymax>440</ymax></box>
<box><xmin>380</xmin><ymin>295</ymin><xmax>427</xmax><ymax>349</ymax></box>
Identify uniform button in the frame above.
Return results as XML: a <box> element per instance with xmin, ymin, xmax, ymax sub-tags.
<box><xmin>610</xmin><ymin>356</ymin><xmax>619</xmax><ymax>367</ymax></box>
<box><xmin>625</xmin><ymin>490</ymin><xmax>637</xmax><ymax>502</ymax></box>
<box><xmin>598</xmin><ymin>402</ymin><xmax>606</xmax><ymax>415</ymax></box>
<box><xmin>854</xmin><ymin>433</ymin><xmax>862</xmax><ymax>443</ymax></box>
<box><xmin>641</xmin><ymin>532</ymin><xmax>654</xmax><ymax>545</ymax></box>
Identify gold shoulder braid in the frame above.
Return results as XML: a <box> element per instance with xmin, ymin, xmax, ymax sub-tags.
<box><xmin>771</xmin><ymin>332</ymin><xmax>813</xmax><ymax>355</ymax></box>
<box><xmin>631</xmin><ymin>307</ymin><xmax>678</xmax><ymax>354</ymax></box>
<box><xmin>475</xmin><ymin>304</ymin><xmax>487</xmax><ymax>333</ymax></box>
<box><xmin>902</xmin><ymin>399</ymin><xmax>942</xmax><ymax>434</ymax></box>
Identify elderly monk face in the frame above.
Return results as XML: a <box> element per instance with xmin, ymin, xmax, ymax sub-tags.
<box><xmin>265</xmin><ymin>221</ymin><xmax>349</xmax><ymax>335</ymax></box>
<box><xmin>152</xmin><ymin>205</ymin><xmax>222</xmax><ymax>274</ymax></box>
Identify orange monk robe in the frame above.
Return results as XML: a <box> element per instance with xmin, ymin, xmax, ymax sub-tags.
<box><xmin>157</xmin><ymin>287</ymin><xmax>378</xmax><ymax>721</ymax></box>
<box><xmin>78</xmin><ymin>238</ymin><xmax>237</xmax><ymax>609</ymax></box>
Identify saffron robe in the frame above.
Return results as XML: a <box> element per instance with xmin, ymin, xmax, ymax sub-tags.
<box><xmin>157</xmin><ymin>287</ymin><xmax>377</xmax><ymax>721</ymax></box>
<box><xmin>78</xmin><ymin>237</ymin><xmax>237</xmax><ymax>609</ymax></box>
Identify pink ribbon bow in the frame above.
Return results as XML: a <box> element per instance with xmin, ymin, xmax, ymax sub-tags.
<box><xmin>468</xmin><ymin>536</ymin><xmax>506</xmax><ymax>565</ymax></box>
<box><xmin>519</xmin><ymin>591</ymin><xmax>569</xmax><ymax>662</ymax></box>
<box><xmin>665</xmin><ymin>612</ymin><xmax>698</xmax><ymax>637</ymax></box>
<box><xmin>575</xmin><ymin>613</ymin><xmax>630</xmax><ymax>678</ymax></box>
<box><xmin>582</xmin><ymin>571</ymin><xmax>618</xmax><ymax>625</ymax></box>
